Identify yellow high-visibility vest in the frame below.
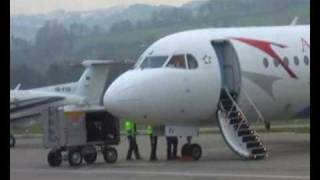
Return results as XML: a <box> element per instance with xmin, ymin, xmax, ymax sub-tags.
<box><xmin>124</xmin><ymin>121</ymin><xmax>132</xmax><ymax>131</ymax></box>
<box><xmin>147</xmin><ymin>125</ymin><xmax>153</xmax><ymax>135</ymax></box>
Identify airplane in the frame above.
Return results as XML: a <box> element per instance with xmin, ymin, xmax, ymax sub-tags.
<box><xmin>101</xmin><ymin>25</ymin><xmax>310</xmax><ymax>160</ymax></box>
<box><xmin>10</xmin><ymin>60</ymin><xmax>132</xmax><ymax>147</ymax></box>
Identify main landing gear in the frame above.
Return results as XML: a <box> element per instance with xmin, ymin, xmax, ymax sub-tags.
<box><xmin>180</xmin><ymin>137</ymin><xmax>202</xmax><ymax>161</ymax></box>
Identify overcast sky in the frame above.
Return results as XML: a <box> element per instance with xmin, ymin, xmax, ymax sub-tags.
<box><xmin>10</xmin><ymin>0</ymin><xmax>195</xmax><ymax>15</ymax></box>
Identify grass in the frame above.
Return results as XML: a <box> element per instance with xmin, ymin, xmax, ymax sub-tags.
<box><xmin>11</xmin><ymin>118</ymin><xmax>310</xmax><ymax>135</ymax></box>
<box><xmin>11</xmin><ymin>122</ymin><xmax>43</xmax><ymax>134</ymax></box>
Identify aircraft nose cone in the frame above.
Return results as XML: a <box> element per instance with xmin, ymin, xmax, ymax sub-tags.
<box><xmin>103</xmin><ymin>73</ymin><xmax>142</xmax><ymax>118</ymax></box>
<box><xmin>103</xmin><ymin>88</ymin><xmax>119</xmax><ymax>115</ymax></box>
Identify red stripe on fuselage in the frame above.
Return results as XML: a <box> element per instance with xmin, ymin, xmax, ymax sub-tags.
<box><xmin>231</xmin><ymin>37</ymin><xmax>298</xmax><ymax>79</ymax></box>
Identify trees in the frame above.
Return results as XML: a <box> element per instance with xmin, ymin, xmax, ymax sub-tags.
<box><xmin>109</xmin><ymin>20</ymin><xmax>134</xmax><ymax>33</ymax></box>
<box><xmin>10</xmin><ymin>64</ymin><xmax>44</xmax><ymax>89</ymax></box>
<box><xmin>10</xmin><ymin>0</ymin><xmax>310</xmax><ymax>88</ymax></box>
<box><xmin>35</xmin><ymin>20</ymin><xmax>74</xmax><ymax>64</ymax></box>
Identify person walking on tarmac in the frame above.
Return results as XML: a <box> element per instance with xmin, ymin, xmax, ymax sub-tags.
<box><xmin>125</xmin><ymin>120</ymin><xmax>141</xmax><ymax>160</ymax></box>
<box><xmin>147</xmin><ymin>125</ymin><xmax>158</xmax><ymax>161</ymax></box>
<box><xmin>166</xmin><ymin>136</ymin><xmax>179</xmax><ymax>160</ymax></box>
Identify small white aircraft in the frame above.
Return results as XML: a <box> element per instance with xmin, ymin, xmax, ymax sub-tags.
<box><xmin>102</xmin><ymin>25</ymin><xmax>310</xmax><ymax>160</ymax></box>
<box><xmin>10</xmin><ymin>60</ymin><xmax>129</xmax><ymax>147</ymax></box>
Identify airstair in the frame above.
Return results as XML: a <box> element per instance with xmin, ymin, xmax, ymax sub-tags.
<box><xmin>217</xmin><ymin>88</ymin><xmax>268</xmax><ymax>159</ymax></box>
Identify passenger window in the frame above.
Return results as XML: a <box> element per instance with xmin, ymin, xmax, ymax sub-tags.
<box><xmin>274</xmin><ymin>59</ymin><xmax>279</xmax><ymax>67</ymax></box>
<box><xmin>304</xmin><ymin>56</ymin><xmax>309</xmax><ymax>66</ymax></box>
<box><xmin>283</xmin><ymin>57</ymin><xmax>289</xmax><ymax>66</ymax></box>
<box><xmin>166</xmin><ymin>55</ymin><xmax>186</xmax><ymax>69</ymax></box>
<box><xmin>187</xmin><ymin>54</ymin><xmax>198</xmax><ymax>69</ymax></box>
<box><xmin>294</xmin><ymin>56</ymin><xmax>299</xmax><ymax>66</ymax></box>
<box><xmin>263</xmin><ymin>58</ymin><xmax>269</xmax><ymax>68</ymax></box>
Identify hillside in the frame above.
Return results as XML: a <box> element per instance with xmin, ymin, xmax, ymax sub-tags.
<box><xmin>10</xmin><ymin>0</ymin><xmax>310</xmax><ymax>89</ymax></box>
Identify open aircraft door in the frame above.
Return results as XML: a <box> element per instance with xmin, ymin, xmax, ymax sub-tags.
<box><xmin>211</xmin><ymin>40</ymin><xmax>242</xmax><ymax>96</ymax></box>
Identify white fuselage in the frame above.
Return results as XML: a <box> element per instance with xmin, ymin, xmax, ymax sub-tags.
<box><xmin>103</xmin><ymin>25</ymin><xmax>310</xmax><ymax>127</ymax></box>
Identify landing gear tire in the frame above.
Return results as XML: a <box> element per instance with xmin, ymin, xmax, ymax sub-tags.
<box><xmin>181</xmin><ymin>143</ymin><xmax>202</xmax><ymax>160</ymax></box>
<box><xmin>47</xmin><ymin>150</ymin><xmax>62</xmax><ymax>167</ymax></box>
<box><xmin>190</xmin><ymin>144</ymin><xmax>202</xmax><ymax>161</ymax></box>
<box><xmin>68</xmin><ymin>149</ymin><xmax>83</xmax><ymax>167</ymax></box>
<box><xmin>83</xmin><ymin>151</ymin><xmax>97</xmax><ymax>164</ymax></box>
<box><xmin>181</xmin><ymin>144</ymin><xmax>191</xmax><ymax>156</ymax></box>
<box><xmin>103</xmin><ymin>147</ymin><xmax>117</xmax><ymax>164</ymax></box>
<box><xmin>10</xmin><ymin>134</ymin><xmax>16</xmax><ymax>148</ymax></box>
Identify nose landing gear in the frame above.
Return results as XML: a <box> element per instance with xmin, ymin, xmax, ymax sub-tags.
<box><xmin>180</xmin><ymin>137</ymin><xmax>202</xmax><ymax>161</ymax></box>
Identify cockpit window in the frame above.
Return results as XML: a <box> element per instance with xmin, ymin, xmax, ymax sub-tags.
<box><xmin>166</xmin><ymin>55</ymin><xmax>186</xmax><ymax>69</ymax></box>
<box><xmin>140</xmin><ymin>56</ymin><xmax>168</xmax><ymax>69</ymax></box>
<box><xmin>187</xmin><ymin>54</ymin><xmax>198</xmax><ymax>69</ymax></box>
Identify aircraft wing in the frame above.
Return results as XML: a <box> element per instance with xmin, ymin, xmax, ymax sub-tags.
<box><xmin>10</xmin><ymin>96</ymin><xmax>66</xmax><ymax>128</ymax></box>
<box><xmin>10</xmin><ymin>96</ymin><xmax>65</xmax><ymax>113</ymax></box>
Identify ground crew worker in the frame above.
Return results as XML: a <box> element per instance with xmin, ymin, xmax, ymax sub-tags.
<box><xmin>147</xmin><ymin>125</ymin><xmax>158</xmax><ymax>161</ymax></box>
<box><xmin>166</xmin><ymin>136</ymin><xmax>178</xmax><ymax>160</ymax></box>
<box><xmin>125</xmin><ymin>120</ymin><xmax>141</xmax><ymax>160</ymax></box>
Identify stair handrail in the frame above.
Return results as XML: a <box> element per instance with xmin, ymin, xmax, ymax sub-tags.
<box><xmin>241</xmin><ymin>88</ymin><xmax>265</xmax><ymax>124</ymax></box>
<box><xmin>222</xmin><ymin>87</ymin><xmax>249</xmax><ymax>131</ymax></box>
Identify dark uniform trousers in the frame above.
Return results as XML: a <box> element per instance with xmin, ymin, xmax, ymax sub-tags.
<box><xmin>166</xmin><ymin>137</ymin><xmax>178</xmax><ymax>160</ymax></box>
<box><xmin>150</xmin><ymin>135</ymin><xmax>158</xmax><ymax>160</ymax></box>
<box><xmin>127</xmin><ymin>135</ymin><xmax>141</xmax><ymax>160</ymax></box>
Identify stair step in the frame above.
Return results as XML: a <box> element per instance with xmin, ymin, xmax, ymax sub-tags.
<box><xmin>238</xmin><ymin>129</ymin><xmax>254</xmax><ymax>136</ymax></box>
<box><xmin>229</xmin><ymin>118</ymin><xmax>242</xmax><ymax>124</ymax></box>
<box><xmin>246</xmin><ymin>141</ymin><xmax>262</xmax><ymax>148</ymax></box>
<box><xmin>242</xmin><ymin>135</ymin><xmax>258</xmax><ymax>142</ymax></box>
<box><xmin>222</xmin><ymin>100</ymin><xmax>232</xmax><ymax>105</ymax></box>
<box><xmin>251</xmin><ymin>147</ymin><xmax>267</xmax><ymax>154</ymax></box>
<box><xmin>222</xmin><ymin>104</ymin><xmax>232</xmax><ymax>108</ymax></box>
<box><xmin>253</xmin><ymin>153</ymin><xmax>268</xmax><ymax>159</ymax></box>
<box><xmin>234</xmin><ymin>123</ymin><xmax>249</xmax><ymax>130</ymax></box>
<box><xmin>221</xmin><ymin>98</ymin><xmax>231</xmax><ymax>103</ymax></box>
<box><xmin>223</xmin><ymin>105</ymin><xmax>234</xmax><ymax>110</ymax></box>
<box><xmin>220</xmin><ymin>94</ymin><xmax>228</xmax><ymax>99</ymax></box>
<box><xmin>220</xmin><ymin>91</ymin><xmax>228</xmax><ymax>96</ymax></box>
<box><xmin>228</xmin><ymin>111</ymin><xmax>239</xmax><ymax>118</ymax></box>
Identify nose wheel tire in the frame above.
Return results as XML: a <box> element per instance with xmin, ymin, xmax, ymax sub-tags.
<box><xmin>103</xmin><ymin>147</ymin><xmax>118</xmax><ymax>163</ymax></box>
<box><xmin>68</xmin><ymin>150</ymin><xmax>83</xmax><ymax>167</ymax></box>
<box><xmin>181</xmin><ymin>143</ymin><xmax>202</xmax><ymax>161</ymax></box>
<box><xmin>181</xmin><ymin>144</ymin><xmax>191</xmax><ymax>156</ymax></box>
<box><xmin>10</xmin><ymin>134</ymin><xmax>16</xmax><ymax>148</ymax></box>
<box><xmin>47</xmin><ymin>150</ymin><xmax>62</xmax><ymax>167</ymax></box>
<box><xmin>190</xmin><ymin>144</ymin><xmax>202</xmax><ymax>161</ymax></box>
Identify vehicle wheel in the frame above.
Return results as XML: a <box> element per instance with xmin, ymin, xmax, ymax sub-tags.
<box><xmin>190</xmin><ymin>144</ymin><xmax>202</xmax><ymax>161</ymax></box>
<box><xmin>10</xmin><ymin>134</ymin><xmax>16</xmax><ymax>148</ymax></box>
<box><xmin>181</xmin><ymin>144</ymin><xmax>191</xmax><ymax>156</ymax></box>
<box><xmin>84</xmin><ymin>151</ymin><xmax>97</xmax><ymax>164</ymax></box>
<box><xmin>68</xmin><ymin>149</ymin><xmax>83</xmax><ymax>167</ymax></box>
<box><xmin>83</xmin><ymin>146</ymin><xmax>97</xmax><ymax>164</ymax></box>
<box><xmin>103</xmin><ymin>147</ymin><xmax>117</xmax><ymax>163</ymax></box>
<box><xmin>47</xmin><ymin>150</ymin><xmax>62</xmax><ymax>167</ymax></box>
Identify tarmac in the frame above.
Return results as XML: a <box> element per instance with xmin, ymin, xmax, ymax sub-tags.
<box><xmin>10</xmin><ymin>132</ymin><xmax>310</xmax><ymax>180</ymax></box>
